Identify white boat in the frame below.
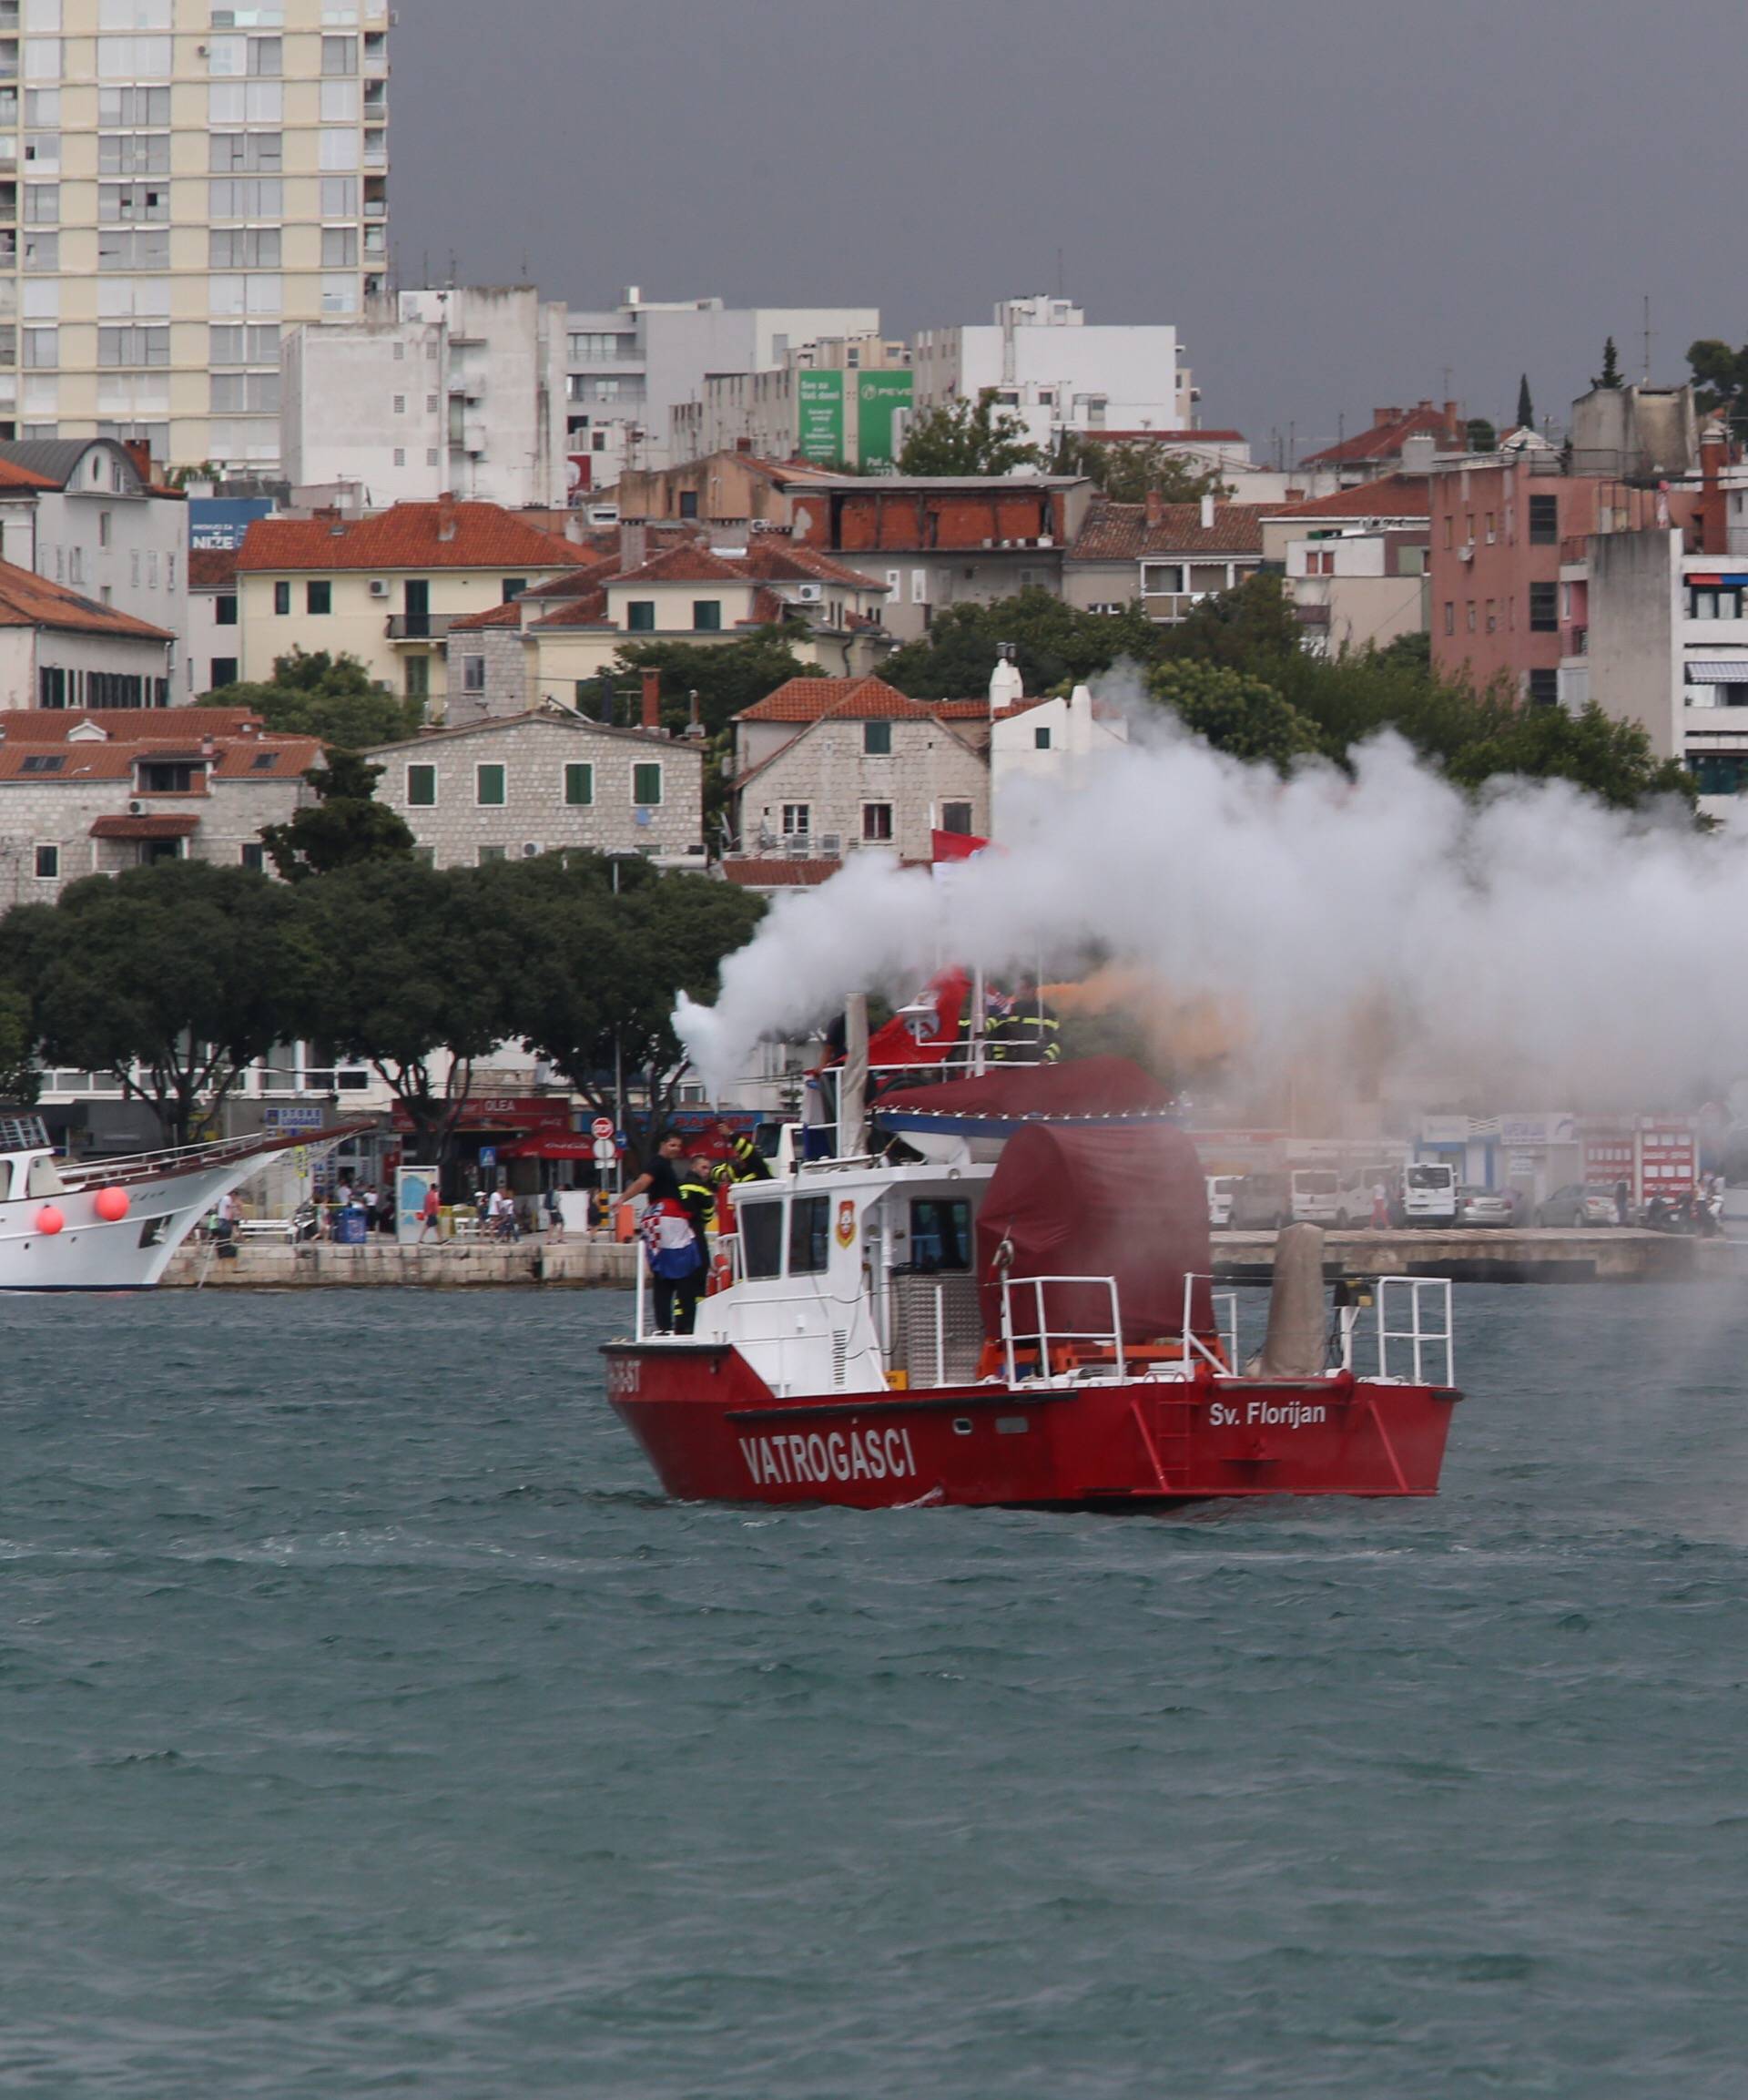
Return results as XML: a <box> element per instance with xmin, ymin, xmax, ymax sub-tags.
<box><xmin>0</xmin><ymin>1114</ymin><xmax>362</xmax><ymax>1290</ymax></box>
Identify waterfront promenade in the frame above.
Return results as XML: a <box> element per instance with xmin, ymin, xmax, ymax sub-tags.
<box><xmin>160</xmin><ymin>1228</ymin><xmax>1746</xmax><ymax>1289</ymax></box>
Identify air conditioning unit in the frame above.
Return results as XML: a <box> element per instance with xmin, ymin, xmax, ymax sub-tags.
<box><xmin>818</xmin><ymin>833</ymin><xmax>842</xmax><ymax>856</ymax></box>
<box><xmin>522</xmin><ymin>842</ymin><xmax>540</xmax><ymax>859</ymax></box>
<box><xmin>128</xmin><ymin>799</ymin><xmax>146</xmax><ymax>816</ymax></box>
<box><xmin>1458</xmin><ymin>543</ymin><xmax>1475</xmax><ymax>564</ymax></box>
<box><xmin>794</xmin><ymin>582</ymin><xmax>823</xmax><ymax>603</ymax></box>
<box><xmin>369</xmin><ymin>578</ymin><xmax>391</xmax><ymax>597</ymax></box>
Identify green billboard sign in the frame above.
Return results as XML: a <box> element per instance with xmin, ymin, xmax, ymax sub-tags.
<box><xmin>855</xmin><ymin>371</ymin><xmax>913</xmax><ymax>471</ymax></box>
<box><xmin>797</xmin><ymin>371</ymin><xmax>846</xmax><ymax>464</ymax></box>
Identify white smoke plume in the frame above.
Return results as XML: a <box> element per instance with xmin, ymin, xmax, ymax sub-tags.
<box><xmin>677</xmin><ymin>687</ymin><xmax>1738</xmax><ymax>1116</ymax></box>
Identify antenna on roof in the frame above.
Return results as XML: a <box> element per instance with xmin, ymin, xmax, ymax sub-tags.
<box><xmin>1642</xmin><ymin>291</ymin><xmax>1652</xmax><ymax>383</ymax></box>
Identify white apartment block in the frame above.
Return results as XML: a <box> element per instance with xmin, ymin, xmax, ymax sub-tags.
<box><xmin>397</xmin><ymin>286</ymin><xmax>568</xmax><ymax>510</ymax></box>
<box><xmin>911</xmin><ymin>297</ymin><xmax>1194</xmax><ymax>454</ymax></box>
<box><xmin>564</xmin><ymin>289</ymin><xmax>880</xmax><ymax>488</ymax></box>
<box><xmin>0</xmin><ymin>0</ymin><xmax>390</xmax><ymax>474</ymax></box>
<box><xmin>281</xmin><ymin>309</ymin><xmax>444</xmax><ymax>504</ymax></box>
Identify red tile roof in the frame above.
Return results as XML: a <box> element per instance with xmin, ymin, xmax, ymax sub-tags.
<box><xmin>531</xmin><ymin>587</ymin><xmax>610</xmax><ymax>629</ymax></box>
<box><xmin>737</xmin><ymin>677</ymin><xmax>932</xmax><ymax>723</ymax></box>
<box><xmin>1299</xmin><ymin>403</ymin><xmax>1462</xmax><ymax>469</ymax></box>
<box><xmin>1069</xmin><ymin>499</ymin><xmax>1268</xmax><ymax>562</ymax></box>
<box><xmin>0</xmin><ymin>558</ymin><xmax>174</xmax><ymax>641</ymax></box>
<box><xmin>0</xmin><ymin>727</ymin><xmax>321</xmax><ymax>783</ymax></box>
<box><xmin>607</xmin><ymin>544</ymin><xmax>757</xmax><ymax>587</ymax></box>
<box><xmin>237</xmin><ymin>502</ymin><xmax>584</xmax><ymax>576</ymax></box>
<box><xmin>188</xmin><ymin>548</ymin><xmax>239</xmax><ymax>591</ymax></box>
<box><xmin>0</xmin><ymin>707</ymin><xmax>268</xmax><ymax>741</ymax></box>
<box><xmin>735</xmin><ymin>540</ymin><xmax>886</xmax><ymax>591</ymax></box>
<box><xmin>1268</xmin><ymin>474</ymin><xmax>1431</xmax><ymax>520</ymax></box>
<box><xmin>449</xmin><ymin>601</ymin><xmax>524</xmax><ymax>632</ymax></box>
<box><xmin>0</xmin><ymin>458</ymin><xmax>59</xmax><ymax>491</ymax></box>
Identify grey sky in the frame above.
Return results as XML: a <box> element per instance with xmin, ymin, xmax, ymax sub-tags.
<box><xmin>394</xmin><ymin>0</ymin><xmax>1743</xmax><ymax>455</ymax></box>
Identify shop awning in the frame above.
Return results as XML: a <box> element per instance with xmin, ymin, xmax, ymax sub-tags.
<box><xmin>498</xmin><ymin>1134</ymin><xmax>597</xmax><ymax>1161</ymax></box>
<box><xmin>1684</xmin><ymin>660</ymin><xmax>1748</xmax><ymax>683</ymax></box>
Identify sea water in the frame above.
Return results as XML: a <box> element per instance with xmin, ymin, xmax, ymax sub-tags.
<box><xmin>2</xmin><ymin>1284</ymin><xmax>1745</xmax><ymax>2097</ymax></box>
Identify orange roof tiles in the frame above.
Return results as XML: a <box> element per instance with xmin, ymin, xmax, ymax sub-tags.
<box><xmin>449</xmin><ymin>601</ymin><xmax>524</xmax><ymax>632</ymax></box>
<box><xmin>0</xmin><ymin>457</ymin><xmax>59</xmax><ymax>492</ymax></box>
<box><xmin>0</xmin><ymin>706</ymin><xmax>267</xmax><ymax>741</ymax></box>
<box><xmin>188</xmin><ymin>548</ymin><xmax>239</xmax><ymax>591</ymax></box>
<box><xmin>237</xmin><ymin>502</ymin><xmax>584</xmax><ymax>576</ymax></box>
<box><xmin>1300</xmin><ymin>403</ymin><xmax>1462</xmax><ymax>470</ymax></box>
<box><xmin>1069</xmin><ymin>499</ymin><xmax>1268</xmax><ymax>562</ymax></box>
<box><xmin>89</xmin><ymin>813</ymin><xmax>202</xmax><ymax>840</ymax></box>
<box><xmin>0</xmin><ymin>729</ymin><xmax>320</xmax><ymax>784</ymax></box>
<box><xmin>0</xmin><ymin>558</ymin><xmax>174</xmax><ymax>641</ymax></box>
<box><xmin>737</xmin><ymin>677</ymin><xmax>926</xmax><ymax>723</ymax></box>
<box><xmin>1269</xmin><ymin>474</ymin><xmax>1431</xmax><ymax>520</ymax></box>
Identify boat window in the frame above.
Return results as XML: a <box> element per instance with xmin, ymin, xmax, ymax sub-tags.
<box><xmin>910</xmin><ymin>1198</ymin><xmax>972</xmax><ymax>1270</ymax></box>
<box><xmin>0</xmin><ymin>1160</ymin><xmax>11</xmax><ymax>1201</ymax></box>
<box><xmin>738</xmin><ymin>1198</ymin><xmax>782</xmax><ymax>1279</ymax></box>
<box><xmin>788</xmin><ymin>1194</ymin><xmax>831</xmax><ymax>1275</ymax></box>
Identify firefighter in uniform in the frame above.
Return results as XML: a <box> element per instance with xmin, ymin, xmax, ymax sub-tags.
<box><xmin>711</xmin><ymin>1120</ymin><xmax>772</xmax><ymax>1182</ymax></box>
<box><xmin>986</xmin><ymin>977</ymin><xmax>1062</xmax><ymax>1064</ymax></box>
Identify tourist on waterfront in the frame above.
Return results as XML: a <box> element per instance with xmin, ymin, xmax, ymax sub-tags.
<box><xmin>544</xmin><ymin>1186</ymin><xmax>564</xmax><ymax>1243</ymax></box>
<box><xmin>1370</xmin><ymin>1181</ymin><xmax>1390</xmax><ymax>1230</ymax></box>
<box><xmin>418</xmin><ymin>1183</ymin><xmax>442</xmax><ymax>1245</ymax></box>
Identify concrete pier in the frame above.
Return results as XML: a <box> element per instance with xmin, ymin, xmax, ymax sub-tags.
<box><xmin>1216</xmin><ymin>1227</ymin><xmax>1746</xmax><ymax>1287</ymax></box>
<box><xmin>164</xmin><ymin>1238</ymin><xmax>640</xmax><ymax>1289</ymax></box>
<box><xmin>157</xmin><ymin>1228</ymin><xmax>1748</xmax><ymax>1290</ymax></box>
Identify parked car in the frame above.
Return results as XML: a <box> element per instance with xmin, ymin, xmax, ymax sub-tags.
<box><xmin>1456</xmin><ymin>1185</ymin><xmax>1519</xmax><ymax>1228</ymax></box>
<box><xmin>1230</xmin><ymin>1172</ymin><xmax>1292</xmax><ymax>1231</ymax></box>
<box><xmin>1535</xmin><ymin>1183</ymin><xmax>1619</xmax><ymax>1228</ymax></box>
<box><xmin>1399</xmin><ymin>1161</ymin><xmax>1460</xmax><ymax>1227</ymax></box>
<box><xmin>1206</xmin><ymin>1174</ymin><xmax>1240</xmax><ymax>1230</ymax></box>
<box><xmin>1289</xmin><ymin>1167</ymin><xmax>1343</xmax><ymax>1225</ymax></box>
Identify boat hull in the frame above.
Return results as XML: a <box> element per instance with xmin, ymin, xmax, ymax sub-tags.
<box><xmin>603</xmin><ymin>1345</ymin><xmax>1460</xmax><ymax>1508</ymax></box>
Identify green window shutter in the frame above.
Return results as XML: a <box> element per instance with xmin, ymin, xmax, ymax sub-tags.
<box><xmin>564</xmin><ymin>761</ymin><xmax>594</xmax><ymax>807</ymax></box>
<box><xmin>476</xmin><ymin>763</ymin><xmax>506</xmax><ymax>807</ymax></box>
<box><xmin>407</xmin><ymin>763</ymin><xmax>436</xmax><ymax>807</ymax></box>
<box><xmin>632</xmin><ymin>762</ymin><xmax>662</xmax><ymax>806</ymax></box>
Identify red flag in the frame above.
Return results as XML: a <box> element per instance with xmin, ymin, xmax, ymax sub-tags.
<box><xmin>868</xmin><ymin>969</ymin><xmax>971</xmax><ymax>1067</ymax></box>
<box><xmin>932</xmin><ymin>828</ymin><xmax>990</xmax><ymax>863</ymax></box>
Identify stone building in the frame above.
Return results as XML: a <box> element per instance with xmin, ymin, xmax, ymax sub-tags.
<box><xmin>0</xmin><ymin>704</ymin><xmax>320</xmax><ymax>902</ymax></box>
<box><xmin>725</xmin><ymin>675</ymin><xmax>991</xmax><ymax>869</ymax></box>
<box><xmin>364</xmin><ymin>703</ymin><xmax>706</xmax><ymax>870</ymax></box>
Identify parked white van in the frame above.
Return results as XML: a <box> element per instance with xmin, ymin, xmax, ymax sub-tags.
<box><xmin>1400</xmin><ymin>1161</ymin><xmax>1459</xmax><ymax>1226</ymax></box>
<box><xmin>1289</xmin><ymin>1167</ymin><xmax>1343</xmax><ymax>1225</ymax></box>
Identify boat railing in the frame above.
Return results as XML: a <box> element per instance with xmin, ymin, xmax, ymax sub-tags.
<box><xmin>61</xmin><ymin>1129</ymin><xmax>283</xmax><ymax>1185</ymax></box>
<box><xmin>1374</xmin><ymin>1277</ymin><xmax>1454</xmax><ymax>1387</ymax></box>
<box><xmin>1181</xmin><ymin>1272</ymin><xmax>1240</xmax><ymax>1372</ymax></box>
<box><xmin>1001</xmin><ymin>1273</ymin><xmax>1126</xmax><ymax>1384</ymax></box>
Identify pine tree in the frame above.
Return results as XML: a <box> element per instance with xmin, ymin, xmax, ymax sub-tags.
<box><xmin>1516</xmin><ymin>373</ymin><xmax>1534</xmax><ymax>430</ymax></box>
<box><xmin>1594</xmin><ymin>338</ymin><xmax>1623</xmax><ymax>390</ymax></box>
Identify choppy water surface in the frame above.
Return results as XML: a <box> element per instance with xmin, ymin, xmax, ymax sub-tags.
<box><xmin>3</xmin><ymin>1284</ymin><xmax>1747</xmax><ymax>2096</ymax></box>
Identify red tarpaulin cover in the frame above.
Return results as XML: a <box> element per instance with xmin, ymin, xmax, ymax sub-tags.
<box><xmin>931</xmin><ymin>828</ymin><xmax>990</xmax><ymax>862</ymax></box>
<box><xmin>975</xmin><ymin>1121</ymin><xmax>1214</xmax><ymax>1347</ymax></box>
<box><xmin>876</xmin><ymin>1055</ymin><xmax>1174</xmax><ymax>1123</ymax></box>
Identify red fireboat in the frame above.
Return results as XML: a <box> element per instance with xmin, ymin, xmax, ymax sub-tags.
<box><xmin>604</xmin><ymin>1059</ymin><xmax>1460</xmax><ymax>1510</ymax></box>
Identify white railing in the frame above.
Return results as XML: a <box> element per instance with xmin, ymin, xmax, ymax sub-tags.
<box><xmin>1375</xmin><ymin>1277</ymin><xmax>1454</xmax><ymax>1387</ymax></box>
<box><xmin>1179</xmin><ymin>1272</ymin><xmax>1240</xmax><ymax>1371</ymax></box>
<box><xmin>1001</xmin><ymin>1272</ymin><xmax>1125</xmax><ymax>1383</ymax></box>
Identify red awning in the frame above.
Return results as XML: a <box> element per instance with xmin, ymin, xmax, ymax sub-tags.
<box><xmin>90</xmin><ymin>813</ymin><xmax>201</xmax><ymax>840</ymax></box>
<box><xmin>498</xmin><ymin>1134</ymin><xmax>596</xmax><ymax>1160</ymax></box>
<box><xmin>878</xmin><ymin>1055</ymin><xmax>1174</xmax><ymax>1122</ymax></box>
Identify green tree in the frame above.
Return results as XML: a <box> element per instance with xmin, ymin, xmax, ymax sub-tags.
<box><xmin>882</xmin><ymin>586</ymin><xmax>1164</xmax><ymax>699</ymax></box>
<box><xmin>1516</xmin><ymin>374</ymin><xmax>1535</xmax><ymax>431</ymax></box>
<box><xmin>1687</xmin><ymin>337</ymin><xmax>1748</xmax><ymax>436</ymax></box>
<box><xmin>259</xmin><ymin>749</ymin><xmax>417</xmax><ymax>882</ymax></box>
<box><xmin>0</xmin><ymin>980</ymin><xmax>39</xmax><ymax>1104</ymax></box>
<box><xmin>1051</xmin><ymin>433</ymin><xmax>1227</xmax><ymax>505</ymax></box>
<box><xmin>1466</xmin><ymin>417</ymin><xmax>1498</xmax><ymax>453</ymax></box>
<box><xmin>204</xmin><ymin>647</ymin><xmax>422</xmax><ymax>749</ymax></box>
<box><xmin>896</xmin><ymin>394</ymin><xmax>1041</xmax><ymax>476</ymax></box>
<box><xmin>1594</xmin><ymin>336</ymin><xmax>1624</xmax><ymax>389</ymax></box>
<box><xmin>300</xmin><ymin>861</ymin><xmax>515</xmax><ymax>1162</ymax></box>
<box><xmin>1147</xmin><ymin>660</ymin><xmax>1324</xmax><ymax>771</ymax></box>
<box><xmin>611</xmin><ymin>630</ymin><xmax>809</xmax><ymax>742</ymax></box>
<box><xmin>1443</xmin><ymin>699</ymin><xmax>1696</xmax><ymax>810</ymax></box>
<box><xmin>1157</xmin><ymin>571</ymin><xmax>1305</xmax><ymax>675</ymax></box>
<box><xmin>490</xmin><ymin>852</ymin><xmax>765</xmax><ymax>1162</ymax></box>
<box><xmin>18</xmin><ymin>861</ymin><xmax>319</xmax><ymax>1144</ymax></box>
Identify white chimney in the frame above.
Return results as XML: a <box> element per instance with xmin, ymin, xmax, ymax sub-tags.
<box><xmin>1200</xmin><ymin>490</ymin><xmax>1215</xmax><ymax>530</ymax></box>
<box><xmin>988</xmin><ymin>647</ymin><xmax>1024</xmax><ymax>718</ymax></box>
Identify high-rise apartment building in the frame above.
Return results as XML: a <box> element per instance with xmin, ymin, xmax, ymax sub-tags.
<box><xmin>0</xmin><ymin>0</ymin><xmax>389</xmax><ymax>473</ymax></box>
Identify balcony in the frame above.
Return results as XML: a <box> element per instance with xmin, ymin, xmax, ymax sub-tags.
<box><xmin>386</xmin><ymin>613</ymin><xmax>454</xmax><ymax>642</ymax></box>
